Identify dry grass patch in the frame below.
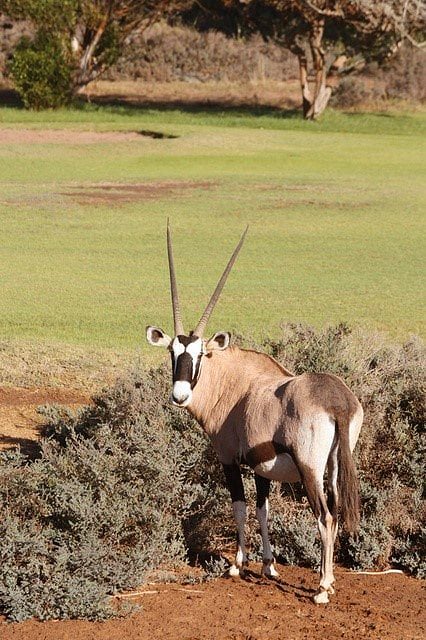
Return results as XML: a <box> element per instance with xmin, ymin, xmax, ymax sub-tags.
<box><xmin>0</xmin><ymin>339</ymin><xmax>130</xmax><ymax>390</ymax></box>
<box><xmin>0</xmin><ymin>387</ymin><xmax>90</xmax><ymax>454</ymax></box>
<box><xmin>0</xmin><ymin>128</ymin><xmax>147</xmax><ymax>144</ymax></box>
<box><xmin>83</xmin><ymin>79</ymin><xmax>301</xmax><ymax>110</ymax></box>
<box><xmin>60</xmin><ymin>180</ymin><xmax>216</xmax><ymax>206</ymax></box>
<box><xmin>0</xmin><ymin>339</ymin><xmax>129</xmax><ymax>453</ymax></box>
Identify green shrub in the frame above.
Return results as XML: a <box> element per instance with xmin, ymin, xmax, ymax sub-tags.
<box><xmin>269</xmin><ymin>502</ymin><xmax>321</xmax><ymax>569</ymax></box>
<box><xmin>0</xmin><ymin>364</ymin><xmax>227</xmax><ymax>620</ymax></box>
<box><xmin>9</xmin><ymin>31</ymin><xmax>72</xmax><ymax>109</ymax></box>
<box><xmin>0</xmin><ymin>325</ymin><xmax>424</xmax><ymax>621</ymax></box>
<box><xmin>343</xmin><ymin>481</ymin><xmax>393</xmax><ymax>570</ymax></box>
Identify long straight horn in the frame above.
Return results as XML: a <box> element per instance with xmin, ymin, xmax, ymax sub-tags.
<box><xmin>193</xmin><ymin>226</ymin><xmax>248</xmax><ymax>338</ymax></box>
<box><xmin>167</xmin><ymin>220</ymin><xmax>184</xmax><ymax>336</ymax></box>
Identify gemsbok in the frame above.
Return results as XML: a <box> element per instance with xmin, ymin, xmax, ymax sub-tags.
<box><xmin>147</xmin><ymin>223</ymin><xmax>363</xmax><ymax>604</ymax></box>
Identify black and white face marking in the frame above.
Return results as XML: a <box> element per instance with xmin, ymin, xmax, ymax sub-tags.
<box><xmin>146</xmin><ymin>326</ymin><xmax>230</xmax><ymax>408</ymax></box>
<box><xmin>170</xmin><ymin>335</ymin><xmax>204</xmax><ymax>407</ymax></box>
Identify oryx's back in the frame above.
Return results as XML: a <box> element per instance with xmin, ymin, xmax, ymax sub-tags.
<box><xmin>278</xmin><ymin>372</ymin><xmax>361</xmax><ymax>421</ymax></box>
<box><xmin>275</xmin><ymin>372</ymin><xmax>362</xmax><ymax>452</ymax></box>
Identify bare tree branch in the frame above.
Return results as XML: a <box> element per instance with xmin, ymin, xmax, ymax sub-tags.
<box><xmin>298</xmin><ymin>0</ymin><xmax>343</xmax><ymax>18</ymax></box>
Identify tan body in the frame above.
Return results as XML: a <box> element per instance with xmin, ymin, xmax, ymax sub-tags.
<box><xmin>147</xmin><ymin>223</ymin><xmax>363</xmax><ymax>604</ymax></box>
<box><xmin>188</xmin><ymin>345</ymin><xmax>362</xmax><ymax>472</ymax></box>
<box><xmin>187</xmin><ymin>344</ymin><xmax>363</xmax><ymax>602</ymax></box>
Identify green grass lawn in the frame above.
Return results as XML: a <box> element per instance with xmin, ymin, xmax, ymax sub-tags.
<box><xmin>0</xmin><ymin>104</ymin><xmax>424</xmax><ymax>363</ymax></box>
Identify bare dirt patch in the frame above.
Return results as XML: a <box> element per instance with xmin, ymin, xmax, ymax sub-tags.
<box><xmin>61</xmin><ymin>180</ymin><xmax>216</xmax><ymax>206</ymax></box>
<box><xmin>1</xmin><ymin>179</ymin><xmax>216</xmax><ymax>207</ymax></box>
<box><xmin>0</xmin><ymin>128</ymin><xmax>149</xmax><ymax>145</ymax></box>
<box><xmin>1</xmin><ymin>565</ymin><xmax>424</xmax><ymax>640</ymax></box>
<box><xmin>266</xmin><ymin>198</ymin><xmax>375</xmax><ymax>211</ymax></box>
<box><xmin>0</xmin><ymin>386</ymin><xmax>89</xmax><ymax>453</ymax></box>
<box><xmin>82</xmin><ymin>79</ymin><xmax>302</xmax><ymax>111</ymax></box>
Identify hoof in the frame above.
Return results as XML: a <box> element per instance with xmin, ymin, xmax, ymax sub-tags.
<box><xmin>313</xmin><ymin>586</ymin><xmax>334</xmax><ymax>604</ymax></box>
<box><xmin>228</xmin><ymin>564</ymin><xmax>241</xmax><ymax>577</ymax></box>
<box><xmin>228</xmin><ymin>561</ymin><xmax>248</xmax><ymax>578</ymax></box>
<box><xmin>261</xmin><ymin>560</ymin><xmax>279</xmax><ymax>578</ymax></box>
<box><xmin>313</xmin><ymin>590</ymin><xmax>329</xmax><ymax>604</ymax></box>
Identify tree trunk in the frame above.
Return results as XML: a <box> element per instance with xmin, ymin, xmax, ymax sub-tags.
<box><xmin>290</xmin><ymin>40</ymin><xmax>313</xmax><ymax>118</ymax></box>
<box><xmin>306</xmin><ymin>19</ymin><xmax>332</xmax><ymax>120</ymax></box>
<box><xmin>298</xmin><ymin>50</ymin><xmax>313</xmax><ymax>118</ymax></box>
<box><xmin>72</xmin><ymin>16</ymin><xmax>109</xmax><ymax>90</ymax></box>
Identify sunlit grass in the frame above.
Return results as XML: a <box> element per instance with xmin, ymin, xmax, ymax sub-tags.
<box><xmin>1</xmin><ymin>101</ymin><xmax>425</xmax><ymax>135</ymax></box>
<box><xmin>0</xmin><ymin>104</ymin><xmax>424</xmax><ymax>361</ymax></box>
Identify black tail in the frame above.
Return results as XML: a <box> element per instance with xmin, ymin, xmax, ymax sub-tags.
<box><xmin>337</xmin><ymin>415</ymin><xmax>360</xmax><ymax>534</ymax></box>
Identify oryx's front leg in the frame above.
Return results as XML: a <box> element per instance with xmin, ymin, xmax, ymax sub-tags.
<box><xmin>222</xmin><ymin>463</ymin><xmax>248</xmax><ymax>577</ymax></box>
<box><xmin>255</xmin><ymin>474</ymin><xmax>279</xmax><ymax>578</ymax></box>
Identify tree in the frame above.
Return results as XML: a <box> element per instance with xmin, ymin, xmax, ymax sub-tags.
<box><xmin>186</xmin><ymin>1</ymin><xmax>426</xmax><ymax>118</ymax></box>
<box><xmin>2</xmin><ymin>0</ymin><xmax>191</xmax><ymax>106</ymax></box>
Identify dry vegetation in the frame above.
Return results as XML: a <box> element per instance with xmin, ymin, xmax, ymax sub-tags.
<box><xmin>2</xmin><ymin>17</ymin><xmax>425</xmax><ymax>110</ymax></box>
<box><xmin>0</xmin><ymin>324</ymin><xmax>424</xmax><ymax>622</ymax></box>
<box><xmin>83</xmin><ymin>78</ymin><xmax>302</xmax><ymax>110</ymax></box>
<box><xmin>105</xmin><ymin>22</ymin><xmax>426</xmax><ymax>108</ymax></box>
<box><xmin>0</xmin><ymin>339</ymin><xmax>129</xmax><ymax>391</ymax></box>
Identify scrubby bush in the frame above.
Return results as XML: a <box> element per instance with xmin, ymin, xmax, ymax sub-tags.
<box><xmin>0</xmin><ymin>363</ymin><xmax>229</xmax><ymax>621</ymax></box>
<box><xmin>9</xmin><ymin>31</ymin><xmax>72</xmax><ymax>109</ymax></box>
<box><xmin>0</xmin><ymin>324</ymin><xmax>424</xmax><ymax>621</ymax></box>
<box><xmin>382</xmin><ymin>46</ymin><xmax>426</xmax><ymax>103</ymax></box>
<box><xmin>108</xmin><ymin>22</ymin><xmax>297</xmax><ymax>83</ymax></box>
<box><xmin>330</xmin><ymin>76</ymin><xmax>385</xmax><ymax>108</ymax></box>
<box><xmin>268</xmin><ymin>501</ymin><xmax>321</xmax><ymax>569</ymax></box>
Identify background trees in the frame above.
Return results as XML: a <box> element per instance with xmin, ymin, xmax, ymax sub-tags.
<box><xmin>259</xmin><ymin>0</ymin><xmax>426</xmax><ymax>118</ymax></box>
<box><xmin>1</xmin><ymin>0</ymin><xmax>425</xmax><ymax>115</ymax></box>
<box><xmin>185</xmin><ymin>1</ymin><xmax>425</xmax><ymax>118</ymax></box>
<box><xmin>2</xmin><ymin>0</ymin><xmax>191</xmax><ymax>107</ymax></box>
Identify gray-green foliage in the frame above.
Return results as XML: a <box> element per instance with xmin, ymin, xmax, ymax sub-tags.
<box><xmin>0</xmin><ymin>325</ymin><xmax>424</xmax><ymax>621</ymax></box>
<box><xmin>0</xmin><ymin>364</ymin><xmax>223</xmax><ymax>621</ymax></box>
<box><xmin>268</xmin><ymin>504</ymin><xmax>320</xmax><ymax>570</ymax></box>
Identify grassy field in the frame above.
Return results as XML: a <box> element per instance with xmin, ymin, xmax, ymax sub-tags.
<box><xmin>0</xmin><ymin>103</ymin><xmax>424</xmax><ymax>371</ymax></box>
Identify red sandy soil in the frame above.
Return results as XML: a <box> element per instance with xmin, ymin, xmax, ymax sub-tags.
<box><xmin>1</xmin><ymin>565</ymin><xmax>425</xmax><ymax>640</ymax></box>
<box><xmin>0</xmin><ymin>386</ymin><xmax>89</xmax><ymax>452</ymax></box>
<box><xmin>0</xmin><ymin>389</ymin><xmax>424</xmax><ymax>640</ymax></box>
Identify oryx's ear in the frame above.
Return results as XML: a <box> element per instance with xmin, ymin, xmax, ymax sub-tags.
<box><xmin>146</xmin><ymin>326</ymin><xmax>172</xmax><ymax>348</ymax></box>
<box><xmin>206</xmin><ymin>331</ymin><xmax>231</xmax><ymax>351</ymax></box>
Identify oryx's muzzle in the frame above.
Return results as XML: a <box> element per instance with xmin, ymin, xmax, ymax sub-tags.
<box><xmin>171</xmin><ymin>381</ymin><xmax>192</xmax><ymax>407</ymax></box>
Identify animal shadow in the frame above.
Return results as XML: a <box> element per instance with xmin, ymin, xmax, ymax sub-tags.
<box><xmin>237</xmin><ymin>566</ymin><xmax>313</xmax><ymax>601</ymax></box>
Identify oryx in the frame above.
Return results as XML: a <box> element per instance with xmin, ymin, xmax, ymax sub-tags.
<box><xmin>147</xmin><ymin>223</ymin><xmax>363</xmax><ymax>604</ymax></box>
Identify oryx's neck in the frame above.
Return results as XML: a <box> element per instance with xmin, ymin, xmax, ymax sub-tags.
<box><xmin>187</xmin><ymin>346</ymin><xmax>293</xmax><ymax>435</ymax></box>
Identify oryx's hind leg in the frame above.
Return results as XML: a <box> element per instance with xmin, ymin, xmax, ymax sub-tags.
<box><xmin>327</xmin><ymin>441</ymin><xmax>339</xmax><ymax>554</ymax></box>
<box><xmin>255</xmin><ymin>474</ymin><xmax>279</xmax><ymax>578</ymax></box>
<box><xmin>222</xmin><ymin>463</ymin><xmax>248</xmax><ymax>576</ymax></box>
<box><xmin>298</xmin><ymin>465</ymin><xmax>336</xmax><ymax>604</ymax></box>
